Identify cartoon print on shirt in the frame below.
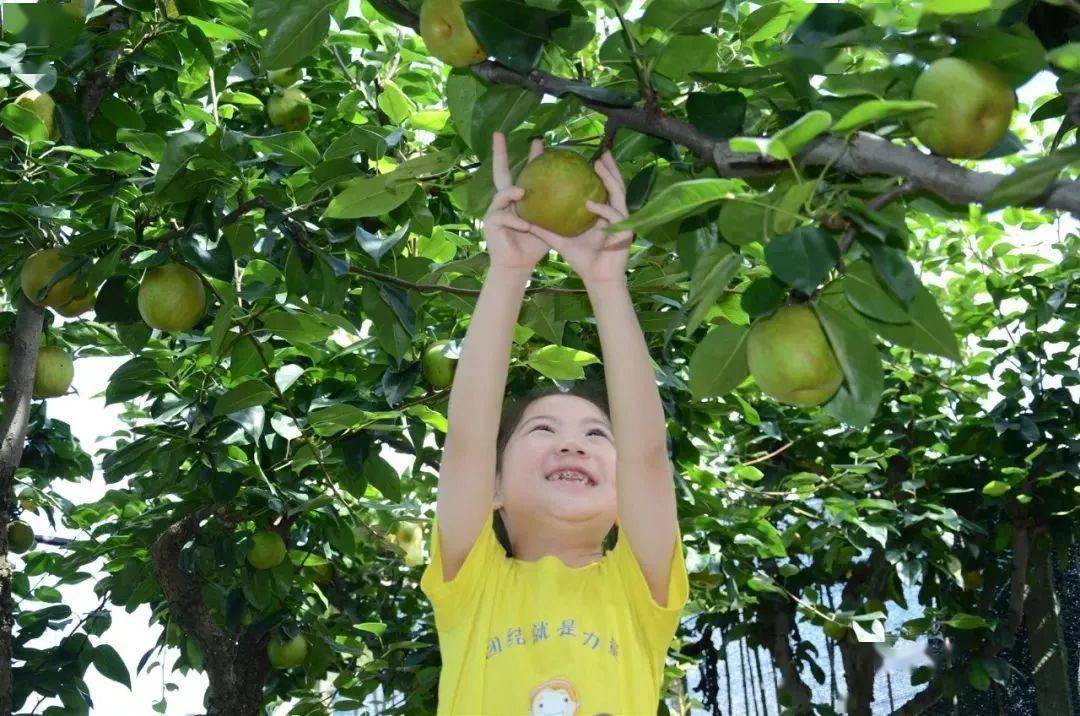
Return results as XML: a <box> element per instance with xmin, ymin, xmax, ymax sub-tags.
<box><xmin>530</xmin><ymin>678</ymin><xmax>579</xmax><ymax>715</ymax></box>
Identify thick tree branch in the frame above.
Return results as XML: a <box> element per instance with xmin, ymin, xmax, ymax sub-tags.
<box><xmin>763</xmin><ymin>598</ymin><xmax>813</xmax><ymax>713</ymax></box>
<box><xmin>366</xmin><ymin>0</ymin><xmax>1080</xmax><ymax>213</ymax></box>
<box><xmin>150</xmin><ymin>508</ymin><xmax>271</xmax><ymax>716</ymax></box>
<box><xmin>0</xmin><ymin>294</ymin><xmax>45</xmax><ymax>716</ymax></box>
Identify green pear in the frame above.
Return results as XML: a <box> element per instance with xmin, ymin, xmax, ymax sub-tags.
<box><xmin>515</xmin><ymin>150</ymin><xmax>608</xmax><ymax>237</ymax></box>
<box><xmin>14</xmin><ymin>90</ymin><xmax>60</xmax><ymax>141</ymax></box>
<box><xmin>267</xmin><ymin>633</ymin><xmax>308</xmax><ymax>669</ymax></box>
<box><xmin>33</xmin><ymin>346</ymin><xmax>74</xmax><ymax>398</ymax></box>
<box><xmin>746</xmin><ymin>304</ymin><xmax>843</xmax><ymax>407</ymax></box>
<box><xmin>8</xmin><ymin>521</ymin><xmax>34</xmax><ymax>554</ymax></box>
<box><xmin>910</xmin><ymin>57</ymin><xmax>1015</xmax><ymax>159</ymax></box>
<box><xmin>137</xmin><ymin>263</ymin><xmax>207</xmax><ymax>333</ymax></box>
<box><xmin>421</xmin><ymin>341</ymin><xmax>457</xmax><ymax>390</ymax></box>
<box><xmin>268</xmin><ymin>67</ymin><xmax>302</xmax><ymax>88</ymax></box>
<box><xmin>419</xmin><ymin>0</ymin><xmax>486</xmax><ymax>67</ymax></box>
<box><xmin>247</xmin><ymin>530</ymin><xmax>286</xmax><ymax>569</ymax></box>
<box><xmin>267</xmin><ymin>87</ymin><xmax>311</xmax><ymax>131</ymax></box>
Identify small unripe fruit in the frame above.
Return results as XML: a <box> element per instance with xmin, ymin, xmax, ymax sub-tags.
<box><xmin>8</xmin><ymin>520</ymin><xmax>34</xmax><ymax>554</ymax></box>
<box><xmin>246</xmin><ymin>530</ymin><xmax>286</xmax><ymax>570</ymax></box>
<box><xmin>421</xmin><ymin>341</ymin><xmax>457</xmax><ymax>390</ymax></box>
<box><xmin>267</xmin><ymin>87</ymin><xmax>312</xmax><ymax>131</ymax></box>
<box><xmin>268</xmin><ymin>633</ymin><xmax>308</xmax><ymax>669</ymax></box>
<box><xmin>21</xmin><ymin>249</ymin><xmax>80</xmax><ymax>309</ymax></box>
<box><xmin>419</xmin><ymin>0</ymin><xmax>486</xmax><ymax>67</ymax></box>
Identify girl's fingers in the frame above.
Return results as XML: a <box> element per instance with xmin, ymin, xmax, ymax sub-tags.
<box><xmin>593</xmin><ymin>161</ymin><xmax>627</xmax><ymax>212</ymax></box>
<box><xmin>529</xmin><ymin>138</ymin><xmax>544</xmax><ymax>160</ymax></box>
<box><xmin>585</xmin><ymin>200</ymin><xmax>624</xmax><ymax>224</ymax></box>
<box><xmin>528</xmin><ymin>223</ymin><xmax>569</xmax><ymax>250</ymax></box>
<box><xmin>489</xmin><ymin>186</ymin><xmax>525</xmax><ymax>212</ymax></box>
<box><xmin>492</xmin><ymin>132</ymin><xmax>511</xmax><ymax>191</ymax></box>
<box><xmin>489</xmin><ymin>214</ymin><xmax>532</xmax><ymax>232</ymax></box>
<box><xmin>602</xmin><ymin>151</ymin><xmax>624</xmax><ymax>190</ymax></box>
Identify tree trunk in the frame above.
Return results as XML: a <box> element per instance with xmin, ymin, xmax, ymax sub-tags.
<box><xmin>1025</xmin><ymin>546</ymin><xmax>1075</xmax><ymax>716</ymax></box>
<box><xmin>0</xmin><ymin>295</ymin><xmax>45</xmax><ymax>716</ymax></box>
<box><xmin>150</xmin><ymin>510</ymin><xmax>272</xmax><ymax>716</ymax></box>
<box><xmin>763</xmin><ymin>598</ymin><xmax>812</xmax><ymax>713</ymax></box>
<box><xmin>839</xmin><ymin>640</ymin><xmax>881</xmax><ymax>716</ymax></box>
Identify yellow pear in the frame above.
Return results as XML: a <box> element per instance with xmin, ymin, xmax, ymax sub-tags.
<box><xmin>515</xmin><ymin>150</ymin><xmax>608</xmax><ymax>237</ymax></box>
<box><xmin>420</xmin><ymin>0</ymin><xmax>487</xmax><ymax>67</ymax></box>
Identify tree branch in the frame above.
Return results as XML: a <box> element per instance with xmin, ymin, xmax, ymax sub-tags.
<box><xmin>149</xmin><ymin>507</ymin><xmax>272</xmax><ymax>716</ymax></box>
<box><xmin>0</xmin><ymin>294</ymin><xmax>45</xmax><ymax>716</ymax></box>
<box><xmin>335</xmin><ymin>0</ymin><xmax>1080</xmax><ymax>217</ymax></box>
<box><xmin>763</xmin><ymin>598</ymin><xmax>813</xmax><ymax>712</ymax></box>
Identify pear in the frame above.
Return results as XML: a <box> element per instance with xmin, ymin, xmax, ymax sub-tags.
<box><xmin>910</xmin><ymin>57</ymin><xmax>1015</xmax><ymax>159</ymax></box>
<box><xmin>746</xmin><ymin>305</ymin><xmax>843</xmax><ymax>407</ymax></box>
<box><xmin>420</xmin><ymin>0</ymin><xmax>486</xmax><ymax>67</ymax></box>
<box><xmin>515</xmin><ymin>150</ymin><xmax>608</xmax><ymax>237</ymax></box>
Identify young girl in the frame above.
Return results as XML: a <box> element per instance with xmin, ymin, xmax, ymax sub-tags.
<box><xmin>420</xmin><ymin>131</ymin><xmax>689</xmax><ymax>715</ymax></box>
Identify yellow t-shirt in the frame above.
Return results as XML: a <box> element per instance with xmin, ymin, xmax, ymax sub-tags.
<box><xmin>420</xmin><ymin>509</ymin><xmax>690</xmax><ymax>715</ymax></box>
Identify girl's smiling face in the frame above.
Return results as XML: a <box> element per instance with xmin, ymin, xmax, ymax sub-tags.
<box><xmin>494</xmin><ymin>394</ymin><xmax>617</xmax><ymax>529</ymax></box>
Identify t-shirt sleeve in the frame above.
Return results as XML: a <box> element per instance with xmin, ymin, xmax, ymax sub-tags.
<box><xmin>607</xmin><ymin>520</ymin><xmax>690</xmax><ymax>654</ymax></box>
<box><xmin>420</xmin><ymin>509</ymin><xmax>504</xmax><ymax>627</ymax></box>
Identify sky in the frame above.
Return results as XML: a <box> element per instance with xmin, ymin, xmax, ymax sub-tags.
<box><xmin>10</xmin><ymin>21</ymin><xmax>1079</xmax><ymax>716</ymax></box>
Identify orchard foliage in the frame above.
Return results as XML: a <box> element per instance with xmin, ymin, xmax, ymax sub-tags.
<box><xmin>1</xmin><ymin>0</ymin><xmax>1078</xmax><ymax>714</ymax></box>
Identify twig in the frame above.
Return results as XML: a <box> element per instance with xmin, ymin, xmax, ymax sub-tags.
<box><xmin>742</xmin><ymin>440</ymin><xmax>795</xmax><ymax>467</ymax></box>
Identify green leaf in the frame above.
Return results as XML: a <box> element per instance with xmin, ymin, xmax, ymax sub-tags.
<box><xmin>116</xmin><ymin>130</ymin><xmax>166</xmax><ymax>162</ymax></box>
<box><xmin>446</xmin><ymin>72</ymin><xmax>486</xmax><ymax>149</ymax></box>
<box><xmin>526</xmin><ymin>345</ymin><xmax>601</xmax><ymax>380</ymax></box>
<box><xmin>463</xmin><ymin>1</ymin><xmax>569</xmax><ymax>74</ymax></box>
<box><xmin>718</xmin><ymin>199</ymin><xmax>768</xmax><ymax>246</ymax></box>
<box><xmin>741</xmin><ymin>277</ymin><xmax>787</xmax><ymax>318</ymax></box>
<box><xmin>831</xmin><ymin>100</ymin><xmax>936</xmax><ymax>134</ymax></box>
<box><xmin>982</xmin><ymin>480</ymin><xmax>1011</xmax><ymax>497</ymax></box>
<box><xmin>688</xmin><ymin>323</ymin><xmax>750</xmax><ymax>400</ymax></box>
<box><xmin>607</xmin><ymin>179</ymin><xmax>736</xmax><ymax>235</ymax></box>
<box><xmin>185</xmin><ymin>17</ymin><xmax>251</xmax><ymax>41</ymax></box>
<box><xmin>954</xmin><ymin>26</ymin><xmax>1047</xmax><ymax>88</ymax></box>
<box><xmin>154</xmin><ymin>131</ymin><xmax>204</xmax><ymax>195</ymax></box>
<box><xmin>730</xmin><ymin>111</ymin><xmax>832</xmax><ymax>160</ymax></box>
<box><xmin>861</xmin><ymin>283</ymin><xmax>961</xmax><ymax>361</ymax></box>
<box><xmin>686</xmin><ymin>91</ymin><xmax>747</xmax><ymax>140</ymax></box>
<box><xmin>686</xmin><ymin>244</ymin><xmax>742</xmax><ymax>335</ymax></box>
<box><xmin>261</xmin><ymin>310</ymin><xmax>334</xmax><ymax>344</ymax></box>
<box><xmin>866</xmin><ymin>245</ymin><xmax>917</xmax><ymax>304</ymax></box>
<box><xmin>251</xmin><ymin>132</ymin><xmax>320</xmax><ymax>167</ymax></box>
<box><xmin>323</xmin><ymin>125</ymin><xmax>396</xmax><ymax>161</ymax></box>
<box><xmin>968</xmin><ymin>660</ymin><xmax>991</xmax><ymax>692</ymax></box>
<box><xmin>641</xmin><ymin>0</ymin><xmax>726</xmax><ymax>32</ymax></box>
<box><xmin>377</xmin><ymin>80</ymin><xmax>415</xmax><ymax>125</ymax></box>
<box><xmin>93</xmin><ymin>644</ymin><xmax>131</xmax><ymax>688</ymax></box>
<box><xmin>250</xmin><ymin>0</ymin><xmax>336</xmax><ymax>70</ymax></box>
<box><xmin>178</xmin><ymin>234</ymin><xmax>235</xmax><ymax>281</ymax></box>
<box><xmin>365</xmin><ymin>454</ymin><xmax>402</xmax><ymax>501</ymax></box>
<box><xmin>765</xmin><ymin>226</ymin><xmax>839</xmax><ymax>295</ymax></box>
<box><xmin>0</xmin><ymin>104</ymin><xmax>49</xmax><ymax>146</ymax></box>
<box><xmin>815</xmin><ymin>297</ymin><xmax>884</xmax><ymax>427</ymax></box>
<box><xmin>325</xmin><ymin>175</ymin><xmax>416</xmax><ymax>219</ymax></box>
<box><xmin>842</xmin><ymin>260</ymin><xmax>910</xmax><ymax>323</ymax></box>
<box><xmin>985</xmin><ymin>145</ymin><xmax>1080</xmax><ymax>211</ymax></box>
<box><xmin>771</xmin><ymin>110</ymin><xmax>833</xmax><ymax>158</ymax></box>
<box><xmin>947</xmin><ymin>613</ymin><xmax>990</xmax><ymax>630</ymax></box>
<box><xmin>923</xmin><ymin>0</ymin><xmax>991</xmax><ymax>13</ymax></box>
<box><xmin>214</xmin><ymin>380</ymin><xmax>276</xmax><ymax>417</ymax></box>
<box><xmin>472</xmin><ymin>86</ymin><xmax>541</xmax><ymax>160</ymax></box>
<box><xmin>1048</xmin><ymin>42</ymin><xmax>1080</xmax><ymax>71</ymax></box>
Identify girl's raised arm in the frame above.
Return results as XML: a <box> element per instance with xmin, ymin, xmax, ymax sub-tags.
<box><xmin>434</xmin><ymin>132</ymin><xmax>546</xmax><ymax>580</ymax></box>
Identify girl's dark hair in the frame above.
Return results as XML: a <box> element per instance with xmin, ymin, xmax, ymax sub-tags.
<box><xmin>491</xmin><ymin>380</ymin><xmax>619</xmax><ymax>557</ymax></box>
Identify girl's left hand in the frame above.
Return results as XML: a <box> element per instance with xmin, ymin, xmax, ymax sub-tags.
<box><xmin>526</xmin><ymin>149</ymin><xmax>633</xmax><ymax>285</ymax></box>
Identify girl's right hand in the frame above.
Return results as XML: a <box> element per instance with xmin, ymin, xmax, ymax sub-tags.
<box><xmin>482</xmin><ymin>131</ymin><xmax>548</xmax><ymax>272</ymax></box>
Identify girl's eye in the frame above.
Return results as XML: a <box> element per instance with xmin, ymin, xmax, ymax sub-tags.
<box><xmin>588</xmin><ymin>429</ymin><xmax>607</xmax><ymax>437</ymax></box>
<box><xmin>532</xmin><ymin>425</ymin><xmax>553</xmax><ymax>432</ymax></box>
